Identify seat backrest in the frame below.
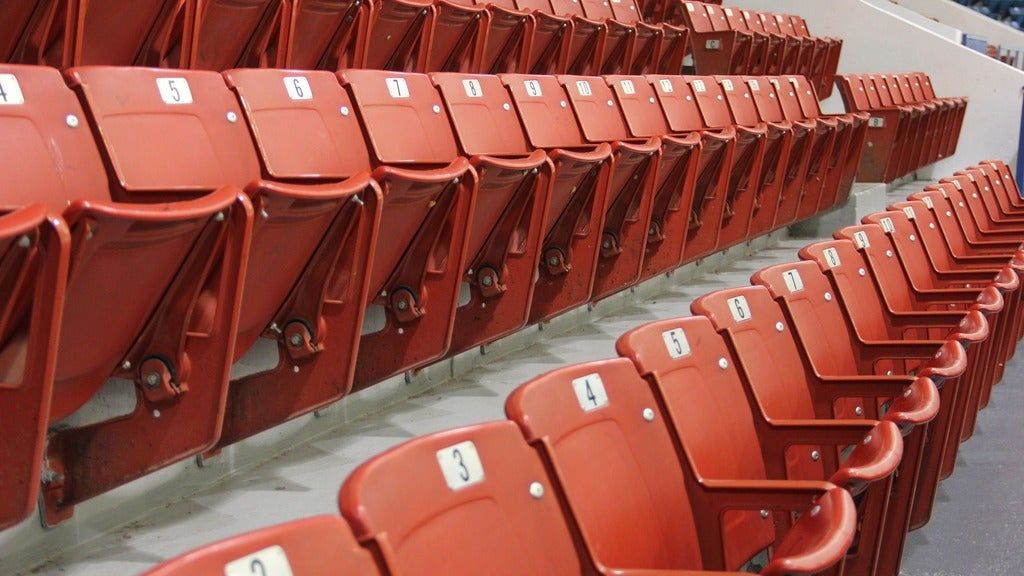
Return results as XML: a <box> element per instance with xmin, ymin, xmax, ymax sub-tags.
<box><xmin>861</xmin><ymin>75</ymin><xmax>884</xmax><ymax>109</ymax></box>
<box><xmin>607</xmin><ymin>0</ymin><xmax>644</xmax><ymax>24</ymax></box>
<box><xmin>0</xmin><ymin>64</ymin><xmax>111</xmax><ymax>211</ymax></box>
<box><xmin>908</xmin><ymin>188</ymin><xmax>978</xmax><ymax>256</ymax></box>
<box><xmin>838</xmin><ymin>74</ymin><xmax>871</xmax><ymax>112</ymax></box>
<box><xmin>742</xmin><ymin>8</ymin><xmax>767</xmax><ymax>33</ymax></box>
<box><xmin>833</xmin><ymin>224</ymin><xmax>918</xmax><ymax>312</ymax></box>
<box><xmin>77</xmin><ymin>0</ymin><xmax>188</xmax><ymax>66</ymax></box>
<box><xmin>431</xmin><ymin>73</ymin><xmax>533</xmax><ymax>157</ymax></box>
<box><xmin>790</xmin><ymin>15</ymin><xmax>812</xmax><ymax>37</ymax></box>
<box><xmin>758</xmin><ymin>12</ymin><xmax>783</xmax><ymax>35</ymax></box>
<box><xmin>715</xmin><ymin>75</ymin><xmax>759</xmax><ymax>126</ymax></box>
<box><xmin>786</xmin><ymin>76</ymin><xmax>821</xmax><ymax>119</ymax></box>
<box><xmin>769</xmin><ymin>77</ymin><xmax>807</xmax><ymax>121</ymax></box>
<box><xmin>559</xmin><ymin>75</ymin><xmax>631</xmax><ymax>143</ymax></box>
<box><xmin>339</xmin><ymin>421</ymin><xmax>585</xmax><ymax>576</ymax></box>
<box><xmin>703</xmin><ymin>3</ymin><xmax>730</xmax><ymax>31</ymax></box>
<box><xmin>688</xmin><ymin>76</ymin><xmax>733</xmax><ymax>129</ymax></box>
<box><xmin>917</xmin><ymin>73</ymin><xmax>937</xmax><ymax>100</ymax></box>
<box><xmin>905</xmin><ymin>73</ymin><xmax>926</xmax><ymax>103</ymax></box>
<box><xmin>861</xmin><ymin>209</ymin><xmax>939</xmax><ymax>288</ymax></box>
<box><xmin>0</xmin><ymin>0</ymin><xmax>42</xmax><ymax>62</ymax></box>
<box><xmin>144</xmin><ymin>516</ymin><xmax>382</xmax><ymax>576</ymax></box>
<box><xmin>888</xmin><ymin>200</ymin><xmax>957</xmax><ymax>271</ymax></box>
<box><xmin>895</xmin><ymin>74</ymin><xmax>917</xmax><ymax>104</ymax></box>
<box><xmin>605</xmin><ymin>75</ymin><xmax>672</xmax><ymax>138</ymax></box>
<box><xmin>723</xmin><ymin>6</ymin><xmax>751</xmax><ymax>32</ymax></box>
<box><xmin>338</xmin><ymin>70</ymin><xmax>460</xmax><ymax>166</ymax></box>
<box><xmin>873</xmin><ymin>75</ymin><xmax>897</xmax><ymax>107</ymax></box>
<box><xmin>752</xmin><ymin>261</ymin><xmax>861</xmax><ymax>375</ymax></box>
<box><xmin>67</xmin><ymin>67</ymin><xmax>262</xmax><ymax>200</ymax></box>
<box><xmin>578</xmin><ymin>0</ymin><xmax>615</xmax><ymax>20</ymax></box>
<box><xmin>691</xmin><ymin>286</ymin><xmax>819</xmax><ymax>421</ymax></box>
<box><xmin>772</xmin><ymin>13</ymin><xmax>798</xmax><ymax>36</ymax></box>
<box><xmin>679</xmin><ymin>1</ymin><xmax>716</xmax><ymax>32</ymax></box>
<box><xmin>191</xmin><ymin>0</ymin><xmax>281</xmax><ymax>70</ymax></box>
<box><xmin>506</xmin><ymin>358</ymin><xmax>704</xmax><ymax>571</ymax></box>
<box><xmin>223</xmin><ymin>68</ymin><xmax>372</xmax><ymax>180</ymax></box>
<box><xmin>799</xmin><ymin>239</ymin><xmax>893</xmax><ymax>341</ymax></box>
<box><xmin>501</xmin><ymin>74</ymin><xmax>589</xmax><ymax>149</ymax></box>
<box><xmin>744</xmin><ymin>76</ymin><xmax>785</xmax><ymax>123</ymax></box>
<box><xmin>648</xmin><ymin>74</ymin><xmax>706</xmax><ymax>133</ymax></box>
<box><xmin>616</xmin><ymin>315</ymin><xmax>775</xmax><ymax>568</ymax></box>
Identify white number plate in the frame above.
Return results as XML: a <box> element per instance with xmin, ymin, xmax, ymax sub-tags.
<box><xmin>575</xmin><ymin>80</ymin><xmax>592</xmax><ymax>96</ymax></box>
<box><xmin>284</xmin><ymin>76</ymin><xmax>312</xmax><ymax>100</ymax></box>
<box><xmin>385</xmin><ymin>77</ymin><xmax>410</xmax><ymax>98</ymax></box>
<box><xmin>853</xmin><ymin>230</ymin><xmax>871</xmax><ymax>248</ymax></box>
<box><xmin>436</xmin><ymin>441</ymin><xmax>485</xmax><ymax>490</ymax></box>
<box><xmin>572</xmin><ymin>373</ymin><xmax>609</xmax><ymax>412</ymax></box>
<box><xmin>662</xmin><ymin>328</ymin><xmax>691</xmax><ymax>359</ymax></box>
<box><xmin>224</xmin><ymin>546</ymin><xmax>294</xmax><ymax>576</ymax></box>
<box><xmin>463</xmin><ymin>78</ymin><xmax>483</xmax><ymax>98</ymax></box>
<box><xmin>0</xmin><ymin>74</ymin><xmax>25</xmax><ymax>105</ymax></box>
<box><xmin>620</xmin><ymin>79</ymin><xmax>636</xmax><ymax>95</ymax></box>
<box><xmin>156</xmin><ymin>78</ymin><xmax>193</xmax><ymax>105</ymax></box>
<box><xmin>727</xmin><ymin>296</ymin><xmax>751</xmax><ymax>322</ymax></box>
<box><xmin>782</xmin><ymin>269</ymin><xmax>804</xmax><ymax>292</ymax></box>
<box><xmin>822</xmin><ymin>247</ymin><xmax>841</xmax><ymax>268</ymax></box>
<box><xmin>524</xmin><ymin>80</ymin><xmax>543</xmax><ymax>97</ymax></box>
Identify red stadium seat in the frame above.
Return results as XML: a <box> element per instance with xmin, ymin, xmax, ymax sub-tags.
<box><xmin>691</xmin><ymin>286</ymin><xmax>904</xmax><ymax>575</ymax></box>
<box><xmin>506</xmin><ymin>358</ymin><xmax>856</xmax><ymax>574</ymax></box>
<box><xmin>743</xmin><ymin>75</ymin><xmax>812</xmax><ymax>229</ymax></box>
<box><xmin>0</xmin><ymin>65</ymin><xmax>250</xmax><ymax>526</ymax></box>
<box><xmin>674</xmin><ymin>2</ymin><xmax>752</xmax><ymax>76</ymax></box>
<box><xmin>604</xmin><ymin>74</ymin><xmax>702</xmax><ymax>281</ymax></box>
<box><xmin>500</xmin><ymin>73</ymin><xmax>612</xmax><ymax>322</ymax></box>
<box><xmin>144</xmin><ymin>516</ymin><xmax>381</xmax><ymax>576</ymax></box>
<box><xmin>558</xmin><ymin>75</ymin><xmax>661</xmax><ymax>300</ymax></box>
<box><xmin>429</xmin><ymin>72</ymin><xmax>551</xmax><ymax>354</ymax></box>
<box><xmin>337</xmin><ymin>69</ymin><xmax>474</xmax><ymax>387</ymax></box>
<box><xmin>0</xmin><ymin>204</ymin><xmax>67</xmax><ymax>531</ymax></box>
<box><xmin>277</xmin><ymin>0</ymin><xmax>372</xmax><ymax>70</ymax></box>
<box><xmin>717</xmin><ymin>75</ymin><xmax>785</xmax><ymax>238</ymax></box>
<box><xmin>0</xmin><ymin>0</ymin><xmax>47</xmax><ymax>63</ymax></box>
<box><xmin>340</xmin><ymin>421</ymin><xmax>592</xmax><ymax>575</ymax></box>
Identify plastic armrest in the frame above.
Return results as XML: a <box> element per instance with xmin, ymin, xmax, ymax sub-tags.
<box><xmin>816</xmin><ymin>374</ymin><xmax>916</xmax><ymax>402</ymax></box>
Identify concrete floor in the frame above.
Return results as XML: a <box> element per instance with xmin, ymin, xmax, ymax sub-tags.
<box><xmin>6</xmin><ymin>180</ymin><xmax>1022</xmax><ymax>575</ymax></box>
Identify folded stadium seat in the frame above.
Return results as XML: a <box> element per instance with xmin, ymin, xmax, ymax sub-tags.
<box><xmin>40</xmin><ymin>0</ymin><xmax>193</xmax><ymax>68</ymax></box>
<box><xmin>869</xmin><ymin>74</ymin><xmax>927</xmax><ymax>178</ymax></box>
<box><xmin>752</xmin><ymin>260</ymin><xmax>951</xmax><ymax>576</ymax></box>
<box><xmin>272</xmin><ymin>0</ymin><xmax>371</xmax><ymax>70</ymax></box>
<box><xmin>571</xmin><ymin>0</ymin><xmax>637</xmax><ymax>75</ymax></box>
<box><xmin>894</xmin><ymin>73</ymin><xmax>945</xmax><ymax>168</ymax></box>
<box><xmin>831</xmin><ymin>221</ymin><xmax>1009</xmax><ymax>531</ymax></box>
<box><xmin>616</xmin><ymin>316</ymin><xmax>917</xmax><ymax>573</ymax></box>
<box><xmin>786</xmin><ymin>15</ymin><xmax>839</xmax><ymax>97</ymax></box>
<box><xmin>70</xmin><ymin>69</ymin><xmax>378</xmax><ymax>464</ymax></box>
<box><xmin>645</xmin><ymin>75</ymin><xmax>735</xmax><ymax>262</ymax></box>
<box><xmin>429</xmin><ymin>72</ymin><xmax>552</xmax><ymax>354</ymax></box>
<box><xmin>603</xmin><ymin>75</ymin><xmax>702</xmax><ymax>281</ymax></box>
<box><xmin>797</xmin><ymin>237</ymin><xmax>984</xmax><ymax>574</ymax></box>
<box><xmin>187</xmin><ymin>0</ymin><xmax>284</xmax><ymax>70</ymax></box>
<box><xmin>336</xmin><ymin>70</ymin><xmax>475</xmax><ymax>387</ymax></box>
<box><xmin>506</xmin><ymin>359</ymin><xmax>857</xmax><ymax>574</ymax></box>
<box><xmin>499</xmin><ymin>74</ymin><xmax>612</xmax><ymax>321</ymax></box>
<box><xmin>0</xmin><ymin>65</ymin><xmax>251</xmax><ymax>526</ymax></box>
<box><xmin>756</xmin><ymin>12</ymin><xmax>801</xmax><ymax>76</ymax></box>
<box><xmin>741</xmin><ymin>9</ymin><xmax>785</xmax><ymax>75</ymax></box>
<box><xmin>165</xmin><ymin>72</ymin><xmax>349</xmax><ymax>455</ymax></box>
<box><xmin>0</xmin><ymin>205</ymin><xmax>67</xmax><ymax>531</ymax></box>
<box><xmin>719</xmin><ymin>8</ymin><xmax>768</xmax><ymax>76</ymax></box>
<box><xmin>974</xmin><ymin>159</ymin><xmax>1024</xmax><ymax>219</ymax></box>
<box><xmin>359</xmin><ymin>0</ymin><xmax>437</xmax><ymax>73</ymax></box>
<box><xmin>691</xmin><ymin>287</ymin><xmax>905</xmax><ymax>576</ymax></box>
<box><xmin>835</xmin><ymin>73</ymin><xmax>911</xmax><ymax>183</ymax></box>
<box><xmin>787</xmin><ymin>75</ymin><xmax>868</xmax><ymax>213</ymax></box>
<box><xmin>0</xmin><ymin>0</ymin><xmax>46</xmax><ymax>63</ymax></box>
<box><xmin>558</xmin><ymin>75</ymin><xmax>660</xmax><ymax>300</ymax></box>
<box><xmin>673</xmin><ymin>1</ymin><xmax>753</xmax><ymax>75</ymax></box>
<box><xmin>768</xmin><ymin>77</ymin><xmax>837</xmax><ymax>220</ymax></box>
<box><xmin>600</xmin><ymin>0</ymin><xmax>689</xmax><ymax>75</ymax></box>
<box><xmin>916</xmin><ymin>73</ymin><xmax>967</xmax><ymax>158</ymax></box>
<box><xmin>770</xmin><ymin>15</ymin><xmax>815</xmax><ymax>78</ymax></box>
<box><xmin>717</xmin><ymin>75</ymin><xmax>787</xmax><ymax>238</ymax></box>
<box><xmin>743</xmin><ymin>76</ymin><xmax>813</xmax><ymax>229</ymax></box>
<box><xmin>341</xmin><ymin>420</ymin><xmax>751</xmax><ymax>576</ymax></box>
<box><xmin>689</xmin><ymin>76</ymin><xmax>766</xmax><ymax>250</ymax></box>
<box><xmin>144</xmin><ymin>516</ymin><xmax>382</xmax><ymax>575</ymax></box>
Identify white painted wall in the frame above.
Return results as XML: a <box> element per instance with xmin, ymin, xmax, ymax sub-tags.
<box><xmin>740</xmin><ymin>0</ymin><xmax>1024</xmax><ymax>176</ymax></box>
<box><xmin>890</xmin><ymin>0</ymin><xmax>1024</xmax><ymax>50</ymax></box>
<box><xmin>863</xmin><ymin>0</ymin><xmax>963</xmax><ymax>42</ymax></box>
